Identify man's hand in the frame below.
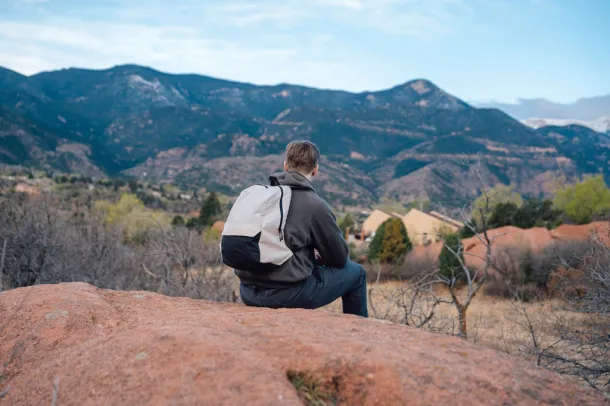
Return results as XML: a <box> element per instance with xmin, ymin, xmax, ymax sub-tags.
<box><xmin>314</xmin><ymin>249</ymin><xmax>326</xmax><ymax>266</ymax></box>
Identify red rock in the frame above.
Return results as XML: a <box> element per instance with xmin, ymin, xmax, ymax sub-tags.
<box><xmin>553</xmin><ymin>221</ymin><xmax>610</xmax><ymax>245</ymax></box>
<box><xmin>0</xmin><ymin>283</ymin><xmax>606</xmax><ymax>405</ymax></box>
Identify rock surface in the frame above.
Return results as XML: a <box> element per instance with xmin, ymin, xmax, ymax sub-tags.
<box><xmin>0</xmin><ymin>283</ymin><xmax>606</xmax><ymax>405</ymax></box>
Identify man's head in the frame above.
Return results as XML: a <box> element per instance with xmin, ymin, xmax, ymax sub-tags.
<box><xmin>284</xmin><ymin>140</ymin><xmax>320</xmax><ymax>178</ymax></box>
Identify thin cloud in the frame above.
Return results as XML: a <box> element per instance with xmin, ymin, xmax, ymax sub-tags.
<box><xmin>203</xmin><ymin>0</ymin><xmax>467</xmax><ymax>35</ymax></box>
<box><xmin>0</xmin><ymin>0</ymin><xmax>475</xmax><ymax>91</ymax></box>
<box><xmin>0</xmin><ymin>18</ymin><xmax>366</xmax><ymax>91</ymax></box>
<box><xmin>0</xmin><ymin>19</ymin><xmax>295</xmax><ymax>69</ymax></box>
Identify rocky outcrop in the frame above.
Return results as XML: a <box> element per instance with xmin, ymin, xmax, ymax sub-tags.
<box><xmin>406</xmin><ymin>221</ymin><xmax>609</xmax><ymax>272</ymax></box>
<box><xmin>0</xmin><ymin>283</ymin><xmax>605</xmax><ymax>405</ymax></box>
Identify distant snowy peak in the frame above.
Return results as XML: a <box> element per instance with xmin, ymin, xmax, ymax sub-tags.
<box><xmin>522</xmin><ymin>116</ymin><xmax>610</xmax><ymax>133</ymax></box>
<box><xmin>522</xmin><ymin>118</ymin><xmax>585</xmax><ymax>129</ymax></box>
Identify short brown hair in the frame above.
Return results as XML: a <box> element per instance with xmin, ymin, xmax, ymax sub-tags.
<box><xmin>285</xmin><ymin>140</ymin><xmax>320</xmax><ymax>174</ymax></box>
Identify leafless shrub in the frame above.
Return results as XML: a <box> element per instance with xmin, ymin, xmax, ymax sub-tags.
<box><xmin>363</xmin><ymin>261</ymin><xmax>393</xmax><ymax>283</ymax></box>
<box><xmin>486</xmin><ymin>239</ymin><xmax>593</xmax><ymax>301</ymax></box>
<box><xmin>501</xmin><ymin>289</ymin><xmax>560</xmax><ymax>362</ymax></box>
<box><xmin>535</xmin><ymin>239</ymin><xmax>589</xmax><ymax>288</ymax></box>
<box><xmin>486</xmin><ymin>244</ymin><xmax>542</xmax><ymax>300</ymax></box>
<box><xmin>493</xmin><ymin>244</ymin><xmax>533</xmax><ymax>285</ymax></box>
<box><xmin>0</xmin><ymin>194</ymin><xmax>63</xmax><ymax>288</ymax></box>
<box><xmin>554</xmin><ymin>229</ymin><xmax>610</xmax><ymax>393</ymax></box>
<box><xmin>505</xmin><ymin>227</ymin><xmax>610</xmax><ymax>394</ymax></box>
<box><xmin>368</xmin><ymin>263</ymin><xmax>451</xmax><ymax>332</ymax></box>
<box><xmin>393</xmin><ymin>250</ymin><xmax>437</xmax><ymax>280</ymax></box>
<box><xmin>0</xmin><ymin>194</ymin><xmax>238</xmax><ymax>303</ymax></box>
<box><xmin>0</xmin><ymin>194</ymin><xmax>135</xmax><ymax>289</ymax></box>
<box><xmin>138</xmin><ymin>226</ymin><xmax>237</xmax><ymax>302</ymax></box>
<box><xmin>467</xmin><ymin>311</ymin><xmax>486</xmax><ymax>344</ymax></box>
<box><xmin>58</xmin><ymin>214</ymin><xmax>136</xmax><ymax>288</ymax></box>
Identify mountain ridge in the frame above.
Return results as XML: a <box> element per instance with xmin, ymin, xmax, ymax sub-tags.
<box><xmin>1</xmin><ymin>64</ymin><xmax>608</xmax><ymax>208</ymax></box>
<box><xmin>2</xmin><ymin>64</ymin><xmax>465</xmax><ymax>99</ymax></box>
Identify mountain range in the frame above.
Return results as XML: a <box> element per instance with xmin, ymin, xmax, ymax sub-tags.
<box><xmin>1</xmin><ymin>64</ymin><xmax>609</xmax><ymax>209</ymax></box>
<box><xmin>479</xmin><ymin>95</ymin><xmax>610</xmax><ymax>121</ymax></box>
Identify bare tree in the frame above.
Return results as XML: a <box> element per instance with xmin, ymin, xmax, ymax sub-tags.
<box><xmin>366</xmin><ymin>160</ymin><xmax>500</xmax><ymax>341</ymax></box>
<box><xmin>433</xmin><ymin>162</ymin><xmax>501</xmax><ymax>339</ymax></box>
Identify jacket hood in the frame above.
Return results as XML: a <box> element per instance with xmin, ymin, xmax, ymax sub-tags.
<box><xmin>269</xmin><ymin>171</ymin><xmax>315</xmax><ymax>193</ymax></box>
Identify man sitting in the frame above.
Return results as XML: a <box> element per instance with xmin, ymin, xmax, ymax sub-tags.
<box><xmin>235</xmin><ymin>141</ymin><xmax>368</xmax><ymax>317</ymax></box>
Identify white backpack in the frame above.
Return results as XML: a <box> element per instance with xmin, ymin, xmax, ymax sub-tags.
<box><xmin>220</xmin><ymin>183</ymin><xmax>294</xmax><ymax>272</ymax></box>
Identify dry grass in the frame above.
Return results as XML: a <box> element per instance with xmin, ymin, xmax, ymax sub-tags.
<box><xmin>323</xmin><ymin>281</ymin><xmax>588</xmax><ymax>355</ymax></box>
<box><xmin>287</xmin><ymin>371</ymin><xmax>338</xmax><ymax>406</ymax></box>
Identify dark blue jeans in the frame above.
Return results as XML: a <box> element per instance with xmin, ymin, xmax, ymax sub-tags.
<box><xmin>240</xmin><ymin>261</ymin><xmax>368</xmax><ymax>317</ymax></box>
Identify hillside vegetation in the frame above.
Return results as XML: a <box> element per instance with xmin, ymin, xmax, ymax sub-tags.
<box><xmin>2</xmin><ymin>65</ymin><xmax>609</xmax><ymax>208</ymax></box>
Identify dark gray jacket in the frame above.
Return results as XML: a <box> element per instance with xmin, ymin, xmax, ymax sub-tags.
<box><xmin>234</xmin><ymin>171</ymin><xmax>349</xmax><ymax>288</ymax></box>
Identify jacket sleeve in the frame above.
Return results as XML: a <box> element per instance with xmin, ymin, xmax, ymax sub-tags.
<box><xmin>311</xmin><ymin>202</ymin><xmax>349</xmax><ymax>268</ymax></box>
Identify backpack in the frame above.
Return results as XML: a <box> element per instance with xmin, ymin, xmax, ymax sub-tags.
<box><xmin>220</xmin><ymin>178</ymin><xmax>294</xmax><ymax>272</ymax></box>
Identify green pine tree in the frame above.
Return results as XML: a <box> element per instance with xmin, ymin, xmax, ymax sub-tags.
<box><xmin>439</xmin><ymin>233</ymin><xmax>464</xmax><ymax>283</ymax></box>
<box><xmin>199</xmin><ymin>191</ymin><xmax>222</xmax><ymax>226</ymax></box>
<box><xmin>488</xmin><ymin>202</ymin><xmax>519</xmax><ymax>228</ymax></box>
<box><xmin>186</xmin><ymin>217</ymin><xmax>202</xmax><ymax>231</ymax></box>
<box><xmin>379</xmin><ymin>218</ymin><xmax>411</xmax><ymax>264</ymax></box>
<box><xmin>369</xmin><ymin>218</ymin><xmax>411</xmax><ymax>263</ymax></box>
<box><xmin>368</xmin><ymin>220</ymin><xmax>388</xmax><ymax>261</ymax></box>
<box><xmin>171</xmin><ymin>215</ymin><xmax>186</xmax><ymax>227</ymax></box>
<box><xmin>338</xmin><ymin>213</ymin><xmax>355</xmax><ymax>235</ymax></box>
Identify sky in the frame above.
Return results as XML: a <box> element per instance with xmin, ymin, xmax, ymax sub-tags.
<box><xmin>1</xmin><ymin>0</ymin><xmax>609</xmax><ymax>103</ymax></box>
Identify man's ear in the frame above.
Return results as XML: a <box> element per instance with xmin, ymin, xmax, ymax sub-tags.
<box><xmin>311</xmin><ymin>165</ymin><xmax>319</xmax><ymax>177</ymax></box>
<box><xmin>283</xmin><ymin>161</ymin><xmax>289</xmax><ymax>171</ymax></box>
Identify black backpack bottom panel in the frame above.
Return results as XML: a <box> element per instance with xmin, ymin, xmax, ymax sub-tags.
<box><xmin>221</xmin><ymin>233</ymin><xmax>279</xmax><ymax>273</ymax></box>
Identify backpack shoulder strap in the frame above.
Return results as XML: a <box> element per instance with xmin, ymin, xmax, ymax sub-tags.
<box><xmin>269</xmin><ymin>176</ymin><xmax>280</xmax><ymax>187</ymax></box>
